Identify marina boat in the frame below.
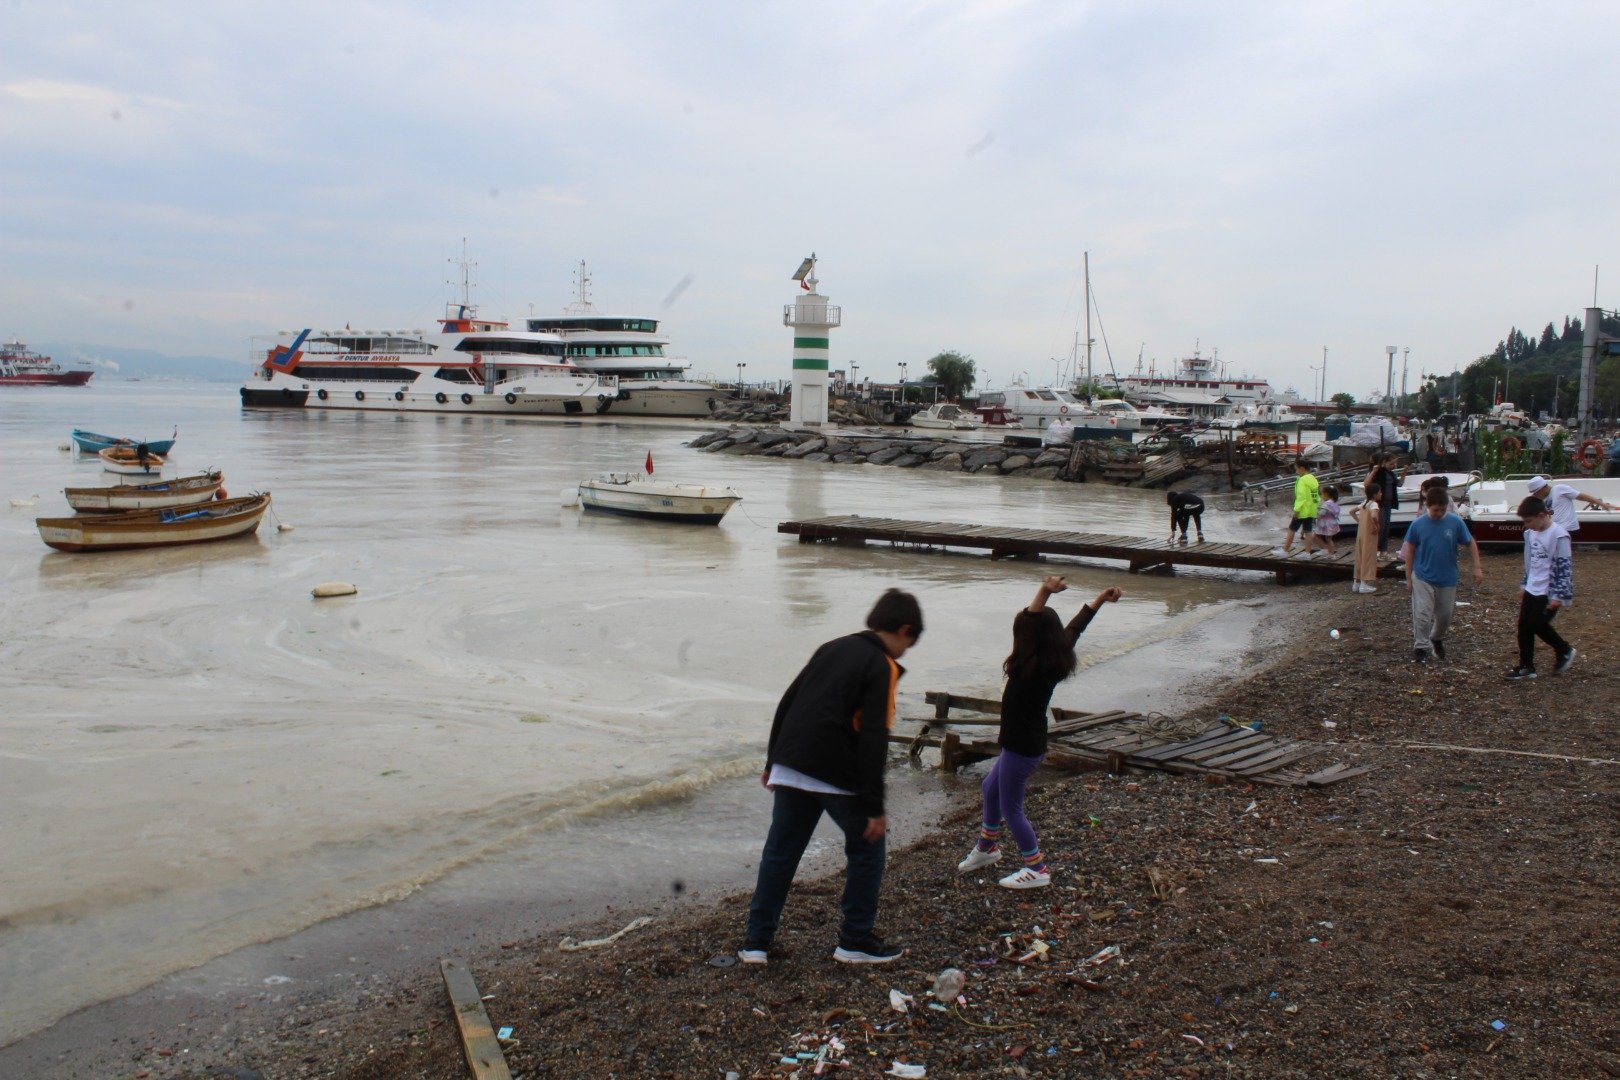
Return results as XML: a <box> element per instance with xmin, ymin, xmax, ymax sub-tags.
<box><xmin>71</xmin><ymin>428</ymin><xmax>178</xmax><ymax>455</ymax></box>
<box><xmin>1464</xmin><ymin>476</ymin><xmax>1620</xmax><ymax>546</ymax></box>
<box><xmin>523</xmin><ymin>262</ymin><xmax>720</xmax><ymax>418</ymax></box>
<box><xmin>577</xmin><ymin>474</ymin><xmax>741</xmax><ymax>524</ymax></box>
<box><xmin>1211</xmin><ymin>400</ymin><xmax>1308</xmax><ymax>431</ymax></box>
<box><xmin>976</xmin><ymin>387</ymin><xmax>1139</xmax><ymax>438</ymax></box>
<box><xmin>909</xmin><ymin>402</ymin><xmax>981</xmax><ymax>430</ymax></box>
<box><xmin>64</xmin><ymin>470</ymin><xmax>225</xmax><ymax>512</ymax></box>
<box><xmin>972</xmin><ymin>404</ymin><xmax>1023</xmax><ymax>427</ymax></box>
<box><xmin>1</xmin><ymin>339</ymin><xmax>93</xmax><ymax>386</ymax></box>
<box><xmin>99</xmin><ymin>446</ymin><xmax>166</xmax><ymax>474</ymax></box>
<box><xmin>36</xmin><ymin>493</ymin><xmax>272</xmax><ymax>552</ymax></box>
<box><xmin>1119</xmin><ymin>348</ymin><xmax>1273</xmax><ymax>408</ymax></box>
<box><xmin>1333</xmin><ymin>472</ymin><xmax>1482</xmax><ymax>539</ymax></box>
<box><xmin>1091</xmin><ymin>398</ymin><xmax>1184</xmax><ymax>428</ymax></box>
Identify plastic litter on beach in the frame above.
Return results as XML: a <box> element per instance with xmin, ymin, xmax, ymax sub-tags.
<box><xmin>885</xmin><ymin>1063</ymin><xmax>927</xmax><ymax>1078</ymax></box>
<box><xmin>930</xmin><ymin>967</ymin><xmax>966</xmax><ymax>1002</ymax></box>
<box><xmin>556</xmin><ymin>914</ymin><xmax>653</xmax><ymax>951</ymax></box>
<box><xmin>1492</xmin><ymin>1019</ymin><xmax>1507</xmax><ymax>1031</ymax></box>
<box><xmin>889</xmin><ymin>989</ymin><xmax>914</xmax><ymax>1013</ymax></box>
<box><xmin>496</xmin><ymin>1026</ymin><xmax>514</xmax><ymax>1040</ymax></box>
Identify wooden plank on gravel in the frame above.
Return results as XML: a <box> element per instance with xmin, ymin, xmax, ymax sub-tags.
<box><xmin>440</xmin><ymin>958</ymin><xmax>513</xmax><ymax>1080</ymax></box>
<box><xmin>1129</xmin><ymin>727</ymin><xmax>1234</xmax><ymax>761</ymax></box>
<box><xmin>1299</xmin><ymin>762</ymin><xmax>1373</xmax><ymax>786</ymax></box>
<box><xmin>1202</xmin><ymin>740</ymin><xmax>1299</xmax><ymax>770</ymax></box>
<box><xmin>1180</xmin><ymin>731</ymin><xmax>1270</xmax><ymax>763</ymax></box>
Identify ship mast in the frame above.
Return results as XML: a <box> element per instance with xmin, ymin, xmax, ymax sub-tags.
<box><xmin>447</xmin><ymin>237</ymin><xmax>477</xmax><ymax>319</ymax></box>
<box><xmin>565</xmin><ymin>260</ymin><xmax>595</xmax><ymax>314</ymax></box>
<box><xmin>1083</xmin><ymin>251</ymin><xmax>1093</xmax><ymax>402</ymax></box>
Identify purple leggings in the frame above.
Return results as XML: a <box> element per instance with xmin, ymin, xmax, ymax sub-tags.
<box><xmin>980</xmin><ymin>747</ymin><xmax>1044</xmax><ymax>854</ymax></box>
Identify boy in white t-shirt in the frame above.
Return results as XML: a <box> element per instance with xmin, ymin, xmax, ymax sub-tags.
<box><xmin>1505</xmin><ymin>495</ymin><xmax>1575</xmax><ymax>681</ymax></box>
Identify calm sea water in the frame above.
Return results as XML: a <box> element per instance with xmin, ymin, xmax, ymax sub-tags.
<box><xmin>0</xmin><ymin>382</ymin><xmax>1283</xmax><ymax>1044</ymax></box>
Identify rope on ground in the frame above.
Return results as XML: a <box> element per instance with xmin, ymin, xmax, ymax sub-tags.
<box><xmin>1395</xmin><ymin>743</ymin><xmax>1620</xmax><ymax>767</ymax></box>
<box><xmin>951</xmin><ymin>1003</ymin><xmax>1032</xmax><ymax>1030</ymax></box>
<box><xmin>557</xmin><ymin>915</ymin><xmax>654</xmax><ymax>951</ymax></box>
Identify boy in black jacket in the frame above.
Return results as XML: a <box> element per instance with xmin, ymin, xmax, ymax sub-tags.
<box><xmin>738</xmin><ymin>589</ymin><xmax>923</xmax><ymax>966</ymax></box>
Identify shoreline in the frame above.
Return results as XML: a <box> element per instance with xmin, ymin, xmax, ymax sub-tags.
<box><xmin>0</xmin><ymin>586</ymin><xmax>1296</xmax><ymax>1078</ymax></box>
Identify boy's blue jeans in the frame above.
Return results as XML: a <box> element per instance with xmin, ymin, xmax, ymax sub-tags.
<box><xmin>744</xmin><ymin>786</ymin><xmax>885</xmax><ymax>948</ymax></box>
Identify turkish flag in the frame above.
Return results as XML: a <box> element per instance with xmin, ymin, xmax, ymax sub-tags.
<box><xmin>645</xmin><ymin>451</ymin><xmax>654</xmax><ymax>475</ymax></box>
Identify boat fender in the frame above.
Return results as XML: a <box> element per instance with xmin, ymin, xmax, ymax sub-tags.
<box><xmin>1499</xmin><ymin>434</ymin><xmax>1522</xmax><ymax>455</ymax></box>
<box><xmin>354</xmin><ymin>390</ymin><xmax>365</xmax><ymax>401</ymax></box>
<box><xmin>311</xmin><ymin>582</ymin><xmax>358</xmax><ymax>599</ymax></box>
<box><xmin>277</xmin><ymin>523</ymin><xmax>295</xmax><ymax>532</ymax></box>
<box><xmin>1576</xmin><ymin>438</ymin><xmax>1605</xmax><ymax>472</ymax></box>
<box><xmin>505</xmin><ymin>392</ymin><xmax>517</xmax><ymax>404</ymax></box>
<box><xmin>394</xmin><ymin>391</ymin><xmax>404</xmax><ymax>401</ymax></box>
<box><xmin>316</xmin><ymin>388</ymin><xmax>329</xmax><ymax>400</ymax></box>
<box><xmin>617</xmin><ymin>388</ymin><xmax>630</xmax><ymax>400</ymax></box>
<box><xmin>215</xmin><ymin>487</ymin><xmax>227</xmax><ymax>501</ymax></box>
<box><xmin>1059</xmin><ymin>405</ymin><xmax>1069</xmax><ymax>415</ymax></box>
<box><xmin>281</xmin><ymin>388</ymin><xmax>293</xmax><ymax>400</ymax></box>
<box><xmin>461</xmin><ymin>393</ymin><xmax>473</xmax><ymax>405</ymax></box>
<box><xmin>597</xmin><ymin>393</ymin><xmax>609</xmax><ymax>406</ymax></box>
<box><xmin>435</xmin><ymin>392</ymin><xmax>448</xmax><ymax>404</ymax></box>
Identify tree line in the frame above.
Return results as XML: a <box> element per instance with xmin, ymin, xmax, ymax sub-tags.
<box><xmin>1414</xmin><ymin>312</ymin><xmax>1620</xmax><ymax>420</ymax></box>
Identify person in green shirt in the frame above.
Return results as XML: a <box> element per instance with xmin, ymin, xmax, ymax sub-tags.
<box><xmin>1281</xmin><ymin>459</ymin><xmax>1320</xmax><ymax>555</ymax></box>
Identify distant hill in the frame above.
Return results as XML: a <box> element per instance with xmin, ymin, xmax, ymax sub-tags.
<box><xmin>35</xmin><ymin>342</ymin><xmax>243</xmax><ymax>383</ymax></box>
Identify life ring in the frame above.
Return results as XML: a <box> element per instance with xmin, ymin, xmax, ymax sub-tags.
<box><xmin>460</xmin><ymin>393</ymin><xmax>473</xmax><ymax>405</ymax></box>
<box><xmin>435</xmin><ymin>392</ymin><xmax>448</xmax><ymax>404</ymax></box>
<box><xmin>1059</xmin><ymin>405</ymin><xmax>1069</xmax><ymax>415</ymax></box>
<box><xmin>1499</xmin><ymin>434</ymin><xmax>1522</xmax><ymax>454</ymax></box>
<box><xmin>316</xmin><ymin>388</ymin><xmax>329</xmax><ymax>400</ymax></box>
<box><xmin>393</xmin><ymin>391</ymin><xmax>404</xmax><ymax>401</ymax></box>
<box><xmin>280</xmin><ymin>388</ymin><xmax>293</xmax><ymax>400</ymax></box>
<box><xmin>504</xmin><ymin>392</ymin><xmax>517</xmax><ymax>404</ymax></box>
<box><xmin>1576</xmin><ymin>438</ymin><xmax>1605</xmax><ymax>472</ymax></box>
<box><xmin>354</xmin><ymin>390</ymin><xmax>365</xmax><ymax>401</ymax></box>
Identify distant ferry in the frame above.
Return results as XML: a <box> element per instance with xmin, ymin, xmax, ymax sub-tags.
<box><xmin>524</xmin><ymin>262</ymin><xmax>719</xmax><ymax>418</ymax></box>
<box><xmin>1118</xmin><ymin>349</ymin><xmax>1273</xmax><ymax>409</ymax></box>
<box><xmin>240</xmin><ymin>307</ymin><xmax>619</xmax><ymax>416</ymax></box>
<box><xmin>1</xmin><ymin>339</ymin><xmax>93</xmax><ymax>386</ymax></box>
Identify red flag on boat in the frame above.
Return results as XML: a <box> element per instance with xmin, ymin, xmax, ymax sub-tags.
<box><xmin>645</xmin><ymin>451</ymin><xmax>654</xmax><ymax>475</ymax></box>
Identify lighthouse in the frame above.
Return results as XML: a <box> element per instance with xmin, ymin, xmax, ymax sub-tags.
<box><xmin>784</xmin><ymin>253</ymin><xmax>841</xmax><ymax>427</ymax></box>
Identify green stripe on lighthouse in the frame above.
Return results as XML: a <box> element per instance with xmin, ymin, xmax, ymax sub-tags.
<box><xmin>793</xmin><ymin>337</ymin><xmax>830</xmax><ymax>350</ymax></box>
<box><xmin>792</xmin><ymin>356</ymin><xmax>829</xmax><ymax>370</ymax></box>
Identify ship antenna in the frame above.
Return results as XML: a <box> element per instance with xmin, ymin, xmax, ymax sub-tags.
<box><xmin>566</xmin><ymin>260</ymin><xmax>595</xmax><ymax>314</ymax></box>
<box><xmin>447</xmin><ymin>238</ymin><xmax>477</xmax><ymax>318</ymax></box>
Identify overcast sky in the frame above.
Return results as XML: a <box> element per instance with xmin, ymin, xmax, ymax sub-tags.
<box><xmin>4</xmin><ymin>1</ymin><xmax>1619</xmax><ymax>399</ymax></box>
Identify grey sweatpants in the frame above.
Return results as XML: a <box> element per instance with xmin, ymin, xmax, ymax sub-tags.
<box><xmin>1410</xmin><ymin>579</ymin><xmax>1456</xmax><ymax>650</ymax></box>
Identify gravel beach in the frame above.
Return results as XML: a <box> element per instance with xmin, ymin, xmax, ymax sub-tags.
<box><xmin>76</xmin><ymin>553</ymin><xmax>1620</xmax><ymax>1078</ymax></box>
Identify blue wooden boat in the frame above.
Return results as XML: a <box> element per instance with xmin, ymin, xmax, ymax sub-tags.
<box><xmin>71</xmin><ymin>428</ymin><xmax>178</xmax><ymax>454</ymax></box>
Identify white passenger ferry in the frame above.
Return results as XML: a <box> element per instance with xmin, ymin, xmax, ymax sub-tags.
<box><xmin>240</xmin><ymin>305</ymin><xmax>618</xmax><ymax>416</ymax></box>
<box><xmin>523</xmin><ymin>262</ymin><xmax>719</xmax><ymax>418</ymax></box>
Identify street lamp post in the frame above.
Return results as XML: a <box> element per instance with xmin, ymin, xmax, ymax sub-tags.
<box><xmin>736</xmin><ymin>362</ymin><xmax>746</xmax><ymax>399</ymax></box>
<box><xmin>850</xmin><ymin>360</ymin><xmax>859</xmax><ymax>398</ymax></box>
<box><xmin>1384</xmin><ymin>346</ymin><xmax>1397</xmax><ymax>405</ymax></box>
<box><xmin>898</xmin><ymin>361</ymin><xmax>908</xmax><ymax>402</ymax></box>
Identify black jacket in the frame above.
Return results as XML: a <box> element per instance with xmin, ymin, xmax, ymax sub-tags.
<box><xmin>765</xmin><ymin>631</ymin><xmax>903</xmax><ymax>817</ymax></box>
<box><xmin>999</xmin><ymin>603</ymin><xmax>1097</xmax><ymax>757</ymax></box>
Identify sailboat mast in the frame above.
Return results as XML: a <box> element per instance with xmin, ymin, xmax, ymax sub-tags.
<box><xmin>1083</xmin><ymin>251</ymin><xmax>1093</xmax><ymax>400</ymax></box>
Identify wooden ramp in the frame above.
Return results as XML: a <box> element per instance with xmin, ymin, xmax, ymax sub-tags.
<box><xmin>895</xmin><ymin>692</ymin><xmax>1370</xmax><ymax>789</ymax></box>
<box><xmin>780</xmin><ymin>515</ymin><xmax>1393</xmax><ymax>584</ymax></box>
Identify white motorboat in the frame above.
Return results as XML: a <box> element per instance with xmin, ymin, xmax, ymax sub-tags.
<box><xmin>577</xmin><ymin>474</ymin><xmax>742</xmax><ymax>524</ymax></box>
<box><xmin>1211</xmin><ymin>400</ymin><xmax>1308</xmax><ymax>430</ymax></box>
<box><xmin>1093</xmin><ymin>398</ymin><xmax>1183</xmax><ymax>428</ymax></box>
<box><xmin>976</xmin><ymin>387</ymin><xmax>1138</xmax><ymax>438</ymax></box>
<box><xmin>909</xmin><ymin>402</ymin><xmax>981</xmax><ymax>430</ymax></box>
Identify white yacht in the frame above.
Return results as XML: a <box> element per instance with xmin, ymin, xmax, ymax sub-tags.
<box><xmin>524</xmin><ymin>262</ymin><xmax>719</xmax><ymax>418</ymax></box>
<box><xmin>978</xmin><ymin>386</ymin><xmax>1140</xmax><ymax>438</ymax></box>
<box><xmin>1091</xmin><ymin>398</ymin><xmax>1183</xmax><ymax>429</ymax></box>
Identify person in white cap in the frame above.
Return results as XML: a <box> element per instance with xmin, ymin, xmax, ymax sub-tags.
<box><xmin>1524</xmin><ymin>475</ymin><xmax>1614</xmax><ymax>534</ymax></box>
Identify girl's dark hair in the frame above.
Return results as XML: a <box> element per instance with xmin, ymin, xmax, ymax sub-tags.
<box><xmin>1004</xmin><ymin>608</ymin><xmax>1077</xmax><ymax>684</ymax></box>
<box><xmin>1321</xmin><ymin>484</ymin><xmax>1337</xmax><ymax>500</ymax></box>
<box><xmin>1363</xmin><ymin>482</ymin><xmax>1380</xmax><ymax>501</ymax></box>
<box><xmin>866</xmin><ymin>588</ymin><xmax>923</xmax><ymax>639</ymax></box>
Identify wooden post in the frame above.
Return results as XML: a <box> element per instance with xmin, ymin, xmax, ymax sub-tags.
<box><xmin>942</xmin><ymin>732</ymin><xmax>961</xmax><ymax>774</ymax></box>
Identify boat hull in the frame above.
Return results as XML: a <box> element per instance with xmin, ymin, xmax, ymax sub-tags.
<box><xmin>37</xmin><ymin>494</ymin><xmax>271</xmax><ymax>552</ymax></box>
<box><xmin>241</xmin><ymin>370</ymin><xmax>617</xmax><ymax>416</ymax></box>
<box><xmin>72</xmin><ymin>430</ymin><xmax>178</xmax><ymax>454</ymax></box>
<box><xmin>1</xmin><ymin>371</ymin><xmax>93</xmax><ymax>386</ymax></box>
<box><xmin>578</xmin><ymin>480</ymin><xmax>740</xmax><ymax>524</ymax></box>
<box><xmin>65</xmin><ymin>471</ymin><xmax>224</xmax><ymax>512</ymax></box>
<box><xmin>608</xmin><ymin>383</ymin><xmax>721</xmax><ymax>418</ymax></box>
<box><xmin>98</xmin><ymin>448</ymin><xmax>167</xmax><ymax>474</ymax></box>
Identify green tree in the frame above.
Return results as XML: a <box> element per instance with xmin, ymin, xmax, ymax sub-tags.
<box><xmin>926</xmin><ymin>351</ymin><xmax>977</xmax><ymax>400</ymax></box>
<box><xmin>1330</xmin><ymin>391</ymin><xmax>1356</xmax><ymax>412</ymax></box>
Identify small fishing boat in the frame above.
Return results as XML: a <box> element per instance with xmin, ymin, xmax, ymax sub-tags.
<box><xmin>909</xmin><ymin>402</ymin><xmax>981</xmax><ymax>430</ymax></box>
<box><xmin>64</xmin><ymin>470</ymin><xmax>225</xmax><ymax>512</ymax></box>
<box><xmin>36</xmin><ymin>493</ymin><xmax>272</xmax><ymax>552</ymax></box>
<box><xmin>71</xmin><ymin>428</ymin><xmax>178</xmax><ymax>454</ymax></box>
<box><xmin>99</xmin><ymin>445</ymin><xmax>167</xmax><ymax>474</ymax></box>
<box><xmin>577</xmin><ymin>475</ymin><xmax>741</xmax><ymax>524</ymax></box>
<box><xmin>1465</xmin><ymin>476</ymin><xmax>1620</xmax><ymax>546</ymax></box>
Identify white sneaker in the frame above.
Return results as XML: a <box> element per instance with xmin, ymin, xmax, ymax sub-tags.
<box><xmin>998</xmin><ymin>867</ymin><xmax>1051</xmax><ymax>890</ymax></box>
<box><xmin>957</xmin><ymin>846</ymin><xmax>1002</xmax><ymax>874</ymax></box>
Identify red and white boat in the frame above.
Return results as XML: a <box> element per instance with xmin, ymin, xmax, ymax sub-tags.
<box><xmin>1464</xmin><ymin>477</ymin><xmax>1620</xmax><ymax>546</ymax></box>
<box><xmin>0</xmin><ymin>339</ymin><xmax>93</xmax><ymax>386</ymax></box>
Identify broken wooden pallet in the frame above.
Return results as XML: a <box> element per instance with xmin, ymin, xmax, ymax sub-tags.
<box><xmin>890</xmin><ymin>692</ymin><xmax>1370</xmax><ymax>788</ymax></box>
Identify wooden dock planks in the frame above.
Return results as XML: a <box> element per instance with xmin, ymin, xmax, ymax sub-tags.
<box><xmin>780</xmin><ymin>515</ymin><xmax>1394</xmax><ymax>582</ymax></box>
